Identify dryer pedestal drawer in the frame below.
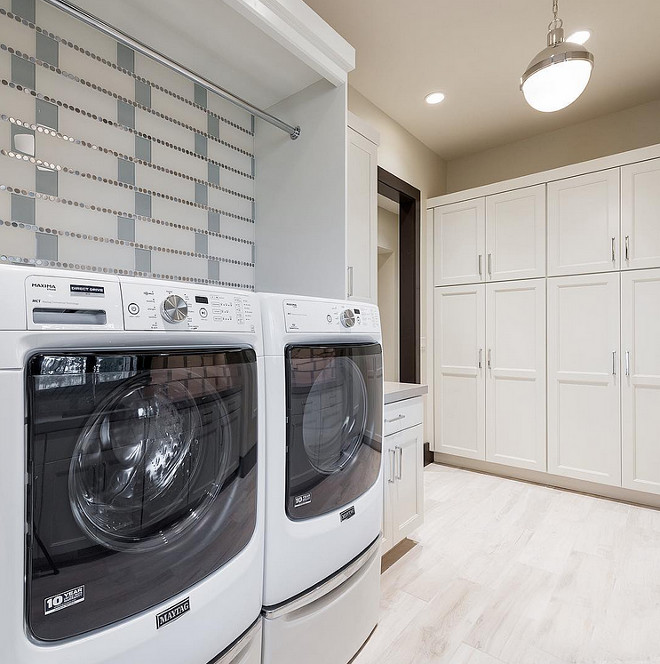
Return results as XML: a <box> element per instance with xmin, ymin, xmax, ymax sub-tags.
<box><xmin>384</xmin><ymin>396</ymin><xmax>423</xmax><ymax>435</ymax></box>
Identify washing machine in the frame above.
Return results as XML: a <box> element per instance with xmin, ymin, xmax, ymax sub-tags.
<box><xmin>0</xmin><ymin>264</ymin><xmax>264</xmax><ymax>664</ymax></box>
<box><xmin>259</xmin><ymin>294</ymin><xmax>383</xmax><ymax>664</ymax></box>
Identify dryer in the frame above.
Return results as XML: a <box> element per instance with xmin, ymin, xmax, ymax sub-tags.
<box><xmin>0</xmin><ymin>264</ymin><xmax>264</xmax><ymax>664</ymax></box>
<box><xmin>259</xmin><ymin>294</ymin><xmax>383</xmax><ymax>664</ymax></box>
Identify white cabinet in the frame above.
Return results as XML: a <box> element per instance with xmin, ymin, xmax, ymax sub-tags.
<box><xmin>433</xmin><ymin>199</ymin><xmax>485</xmax><ymax>286</ymax></box>
<box><xmin>433</xmin><ymin>284</ymin><xmax>486</xmax><ymax>459</ymax></box>
<box><xmin>382</xmin><ymin>399</ymin><xmax>424</xmax><ymax>554</ymax></box>
<box><xmin>547</xmin><ymin>169</ymin><xmax>620</xmax><ymax>276</ymax></box>
<box><xmin>547</xmin><ymin>273</ymin><xmax>621</xmax><ymax>486</ymax></box>
<box><xmin>347</xmin><ymin>115</ymin><xmax>379</xmax><ymax>303</ymax></box>
<box><xmin>485</xmin><ymin>279</ymin><xmax>546</xmax><ymax>471</ymax></box>
<box><xmin>622</xmin><ymin>269</ymin><xmax>660</xmax><ymax>494</ymax></box>
<box><xmin>485</xmin><ymin>185</ymin><xmax>546</xmax><ymax>281</ymax></box>
<box><xmin>621</xmin><ymin>158</ymin><xmax>660</xmax><ymax>271</ymax></box>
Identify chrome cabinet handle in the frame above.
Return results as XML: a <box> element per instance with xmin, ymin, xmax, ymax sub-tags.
<box><xmin>347</xmin><ymin>266</ymin><xmax>354</xmax><ymax>297</ymax></box>
<box><xmin>487</xmin><ymin>253</ymin><xmax>492</xmax><ymax>279</ymax></box>
<box><xmin>625</xmin><ymin>350</ymin><xmax>630</xmax><ymax>377</ymax></box>
<box><xmin>478</xmin><ymin>254</ymin><xmax>483</xmax><ymax>278</ymax></box>
<box><xmin>388</xmin><ymin>449</ymin><xmax>396</xmax><ymax>483</ymax></box>
<box><xmin>385</xmin><ymin>414</ymin><xmax>405</xmax><ymax>423</ymax></box>
<box><xmin>625</xmin><ymin>235</ymin><xmax>630</xmax><ymax>261</ymax></box>
<box><xmin>478</xmin><ymin>348</ymin><xmax>483</xmax><ymax>369</ymax></box>
<box><xmin>612</xmin><ymin>350</ymin><xmax>617</xmax><ymax>376</ymax></box>
<box><xmin>487</xmin><ymin>348</ymin><xmax>492</xmax><ymax>370</ymax></box>
<box><xmin>395</xmin><ymin>446</ymin><xmax>402</xmax><ymax>480</ymax></box>
<box><xmin>611</xmin><ymin>237</ymin><xmax>616</xmax><ymax>263</ymax></box>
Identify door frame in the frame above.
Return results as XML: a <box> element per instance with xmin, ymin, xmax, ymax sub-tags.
<box><xmin>377</xmin><ymin>168</ymin><xmax>421</xmax><ymax>383</ymax></box>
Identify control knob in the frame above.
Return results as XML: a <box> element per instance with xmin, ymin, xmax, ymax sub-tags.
<box><xmin>340</xmin><ymin>308</ymin><xmax>356</xmax><ymax>328</ymax></box>
<box><xmin>161</xmin><ymin>294</ymin><xmax>188</xmax><ymax>323</ymax></box>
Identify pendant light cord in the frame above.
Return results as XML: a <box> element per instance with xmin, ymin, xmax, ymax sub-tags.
<box><xmin>549</xmin><ymin>0</ymin><xmax>563</xmax><ymax>31</ymax></box>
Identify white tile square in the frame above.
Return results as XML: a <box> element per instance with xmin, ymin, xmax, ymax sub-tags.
<box><xmin>0</xmin><ymin>223</ymin><xmax>35</xmax><ymax>258</ymax></box>
<box><xmin>151</xmin><ymin>87</ymin><xmax>206</xmax><ymax>135</ymax></box>
<box><xmin>152</xmin><ymin>252</ymin><xmax>207</xmax><ymax>280</ymax></box>
<box><xmin>136</xmin><ymin>163</ymin><xmax>193</xmax><ymax>202</ymax></box>
<box><xmin>58</xmin><ymin>234</ymin><xmax>134</xmax><ymax>270</ymax></box>
<box><xmin>134</xmin><ymin>218</ymin><xmax>195</xmax><ymax>253</ymax></box>
<box><xmin>150</xmin><ymin>139</ymin><xmax>206</xmax><ymax>182</ymax></box>
<box><xmin>0</xmin><ymin>149</ymin><xmax>35</xmax><ymax>190</ymax></box>
<box><xmin>135</xmin><ymin>52</ymin><xmax>192</xmax><ymax>100</ymax></box>
<box><xmin>151</xmin><ymin>196</ymin><xmax>205</xmax><ymax>230</ymax></box>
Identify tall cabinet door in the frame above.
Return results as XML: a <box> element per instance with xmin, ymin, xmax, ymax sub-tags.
<box><xmin>621</xmin><ymin>159</ymin><xmax>660</xmax><ymax>271</ymax></box>
<box><xmin>547</xmin><ymin>273</ymin><xmax>621</xmax><ymax>486</ymax></box>
<box><xmin>622</xmin><ymin>269</ymin><xmax>660</xmax><ymax>494</ymax></box>
<box><xmin>547</xmin><ymin>169</ymin><xmax>620</xmax><ymax>276</ymax></box>
<box><xmin>433</xmin><ymin>284</ymin><xmax>486</xmax><ymax>459</ymax></box>
<box><xmin>485</xmin><ymin>280</ymin><xmax>546</xmax><ymax>471</ymax></box>
<box><xmin>485</xmin><ymin>185</ymin><xmax>546</xmax><ymax>281</ymax></box>
<box><xmin>433</xmin><ymin>199</ymin><xmax>485</xmax><ymax>286</ymax></box>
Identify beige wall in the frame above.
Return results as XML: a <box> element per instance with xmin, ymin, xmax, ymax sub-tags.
<box><xmin>446</xmin><ymin>98</ymin><xmax>660</xmax><ymax>193</ymax></box>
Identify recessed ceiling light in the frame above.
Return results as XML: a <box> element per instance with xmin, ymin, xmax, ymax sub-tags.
<box><xmin>566</xmin><ymin>30</ymin><xmax>591</xmax><ymax>45</ymax></box>
<box><xmin>425</xmin><ymin>92</ymin><xmax>445</xmax><ymax>105</ymax></box>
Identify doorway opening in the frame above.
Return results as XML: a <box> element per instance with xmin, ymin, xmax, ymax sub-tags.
<box><xmin>376</xmin><ymin>168</ymin><xmax>421</xmax><ymax>384</ymax></box>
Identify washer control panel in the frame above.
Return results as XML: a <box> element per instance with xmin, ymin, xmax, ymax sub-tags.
<box><xmin>122</xmin><ymin>282</ymin><xmax>256</xmax><ymax>332</ymax></box>
<box><xmin>283</xmin><ymin>299</ymin><xmax>380</xmax><ymax>333</ymax></box>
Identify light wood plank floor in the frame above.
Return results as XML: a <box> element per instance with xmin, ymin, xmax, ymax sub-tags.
<box><xmin>354</xmin><ymin>464</ymin><xmax>660</xmax><ymax>664</ymax></box>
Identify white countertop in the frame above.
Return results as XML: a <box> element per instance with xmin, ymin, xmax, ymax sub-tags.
<box><xmin>384</xmin><ymin>381</ymin><xmax>428</xmax><ymax>405</ymax></box>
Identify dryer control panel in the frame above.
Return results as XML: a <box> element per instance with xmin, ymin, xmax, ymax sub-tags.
<box><xmin>283</xmin><ymin>299</ymin><xmax>380</xmax><ymax>333</ymax></box>
<box><xmin>122</xmin><ymin>282</ymin><xmax>256</xmax><ymax>332</ymax></box>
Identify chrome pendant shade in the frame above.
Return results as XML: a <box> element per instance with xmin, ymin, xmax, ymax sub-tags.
<box><xmin>521</xmin><ymin>0</ymin><xmax>594</xmax><ymax>113</ymax></box>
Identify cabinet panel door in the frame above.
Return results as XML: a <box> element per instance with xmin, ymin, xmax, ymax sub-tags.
<box><xmin>433</xmin><ymin>199</ymin><xmax>485</xmax><ymax>286</ymax></box>
<box><xmin>433</xmin><ymin>284</ymin><xmax>486</xmax><ymax>459</ymax></box>
<box><xmin>547</xmin><ymin>273</ymin><xmax>621</xmax><ymax>486</ymax></box>
<box><xmin>486</xmin><ymin>279</ymin><xmax>546</xmax><ymax>471</ymax></box>
<box><xmin>547</xmin><ymin>169</ymin><xmax>620</xmax><ymax>276</ymax></box>
<box><xmin>486</xmin><ymin>185</ymin><xmax>546</xmax><ymax>281</ymax></box>
<box><xmin>621</xmin><ymin>159</ymin><xmax>660</xmax><ymax>271</ymax></box>
<box><xmin>347</xmin><ymin>127</ymin><xmax>378</xmax><ymax>302</ymax></box>
<box><xmin>392</xmin><ymin>424</ymin><xmax>424</xmax><ymax>543</ymax></box>
<box><xmin>622</xmin><ymin>269</ymin><xmax>660</xmax><ymax>494</ymax></box>
<box><xmin>381</xmin><ymin>443</ymin><xmax>396</xmax><ymax>553</ymax></box>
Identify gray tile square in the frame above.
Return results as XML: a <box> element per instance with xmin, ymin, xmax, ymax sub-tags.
<box><xmin>251</xmin><ymin>157</ymin><xmax>255</xmax><ymax>177</ymax></box>
<box><xmin>135</xmin><ymin>136</ymin><xmax>151</xmax><ymax>162</ymax></box>
<box><xmin>118</xmin><ymin>158</ymin><xmax>135</xmax><ymax>185</ymax></box>
<box><xmin>195</xmin><ymin>232</ymin><xmax>208</xmax><ymax>255</ymax></box>
<box><xmin>208</xmin><ymin>211</ymin><xmax>220</xmax><ymax>233</ymax></box>
<box><xmin>252</xmin><ymin>201</ymin><xmax>256</xmax><ymax>221</ymax></box>
<box><xmin>12</xmin><ymin>54</ymin><xmax>35</xmax><ymax>89</ymax></box>
<box><xmin>36</xmin><ymin>99</ymin><xmax>58</xmax><ymax>130</ymax></box>
<box><xmin>36</xmin><ymin>233</ymin><xmax>58</xmax><ymax>261</ymax></box>
<box><xmin>117</xmin><ymin>100</ymin><xmax>135</xmax><ymax>129</ymax></box>
<box><xmin>11</xmin><ymin>193</ymin><xmax>34</xmax><ymax>223</ymax></box>
<box><xmin>117</xmin><ymin>216</ymin><xmax>135</xmax><ymax>241</ymax></box>
<box><xmin>135</xmin><ymin>248</ymin><xmax>151</xmax><ymax>272</ymax></box>
<box><xmin>135</xmin><ymin>192</ymin><xmax>151</xmax><ymax>217</ymax></box>
<box><xmin>251</xmin><ymin>244</ymin><xmax>256</xmax><ymax>264</ymax></box>
<box><xmin>194</xmin><ymin>133</ymin><xmax>207</xmax><ymax>158</ymax></box>
<box><xmin>36</xmin><ymin>167</ymin><xmax>58</xmax><ymax>196</ymax></box>
<box><xmin>11</xmin><ymin>124</ymin><xmax>35</xmax><ymax>155</ymax></box>
<box><xmin>251</xmin><ymin>115</ymin><xmax>255</xmax><ymax>134</ymax></box>
<box><xmin>208</xmin><ymin>260</ymin><xmax>219</xmax><ymax>281</ymax></box>
<box><xmin>117</xmin><ymin>43</ymin><xmax>134</xmax><ymax>72</ymax></box>
<box><xmin>36</xmin><ymin>33</ymin><xmax>58</xmax><ymax>67</ymax></box>
<box><xmin>207</xmin><ymin>115</ymin><xmax>220</xmax><ymax>139</ymax></box>
<box><xmin>195</xmin><ymin>183</ymin><xmax>208</xmax><ymax>206</ymax></box>
<box><xmin>208</xmin><ymin>163</ymin><xmax>220</xmax><ymax>186</ymax></box>
<box><xmin>11</xmin><ymin>0</ymin><xmax>35</xmax><ymax>22</ymax></box>
<box><xmin>194</xmin><ymin>84</ymin><xmax>207</xmax><ymax>108</ymax></box>
<box><xmin>135</xmin><ymin>80</ymin><xmax>151</xmax><ymax>108</ymax></box>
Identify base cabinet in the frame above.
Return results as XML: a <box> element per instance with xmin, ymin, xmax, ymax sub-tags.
<box><xmin>382</xmin><ymin>400</ymin><xmax>424</xmax><ymax>554</ymax></box>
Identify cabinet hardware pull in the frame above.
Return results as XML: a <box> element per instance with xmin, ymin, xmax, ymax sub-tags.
<box><xmin>388</xmin><ymin>449</ymin><xmax>396</xmax><ymax>483</ymax></box>
<box><xmin>625</xmin><ymin>235</ymin><xmax>630</xmax><ymax>261</ymax></box>
<box><xmin>478</xmin><ymin>348</ymin><xmax>483</xmax><ymax>369</ymax></box>
<box><xmin>478</xmin><ymin>254</ymin><xmax>483</xmax><ymax>278</ymax></box>
<box><xmin>385</xmin><ymin>414</ymin><xmax>405</xmax><ymax>423</ymax></box>
<box><xmin>487</xmin><ymin>253</ymin><xmax>492</xmax><ymax>279</ymax></box>
<box><xmin>612</xmin><ymin>350</ymin><xmax>617</xmax><ymax>376</ymax></box>
<box><xmin>625</xmin><ymin>350</ymin><xmax>630</xmax><ymax>377</ymax></box>
<box><xmin>611</xmin><ymin>237</ymin><xmax>616</xmax><ymax>263</ymax></box>
<box><xmin>395</xmin><ymin>445</ymin><xmax>403</xmax><ymax>480</ymax></box>
<box><xmin>487</xmin><ymin>348</ymin><xmax>492</xmax><ymax>370</ymax></box>
<box><xmin>347</xmin><ymin>266</ymin><xmax>354</xmax><ymax>297</ymax></box>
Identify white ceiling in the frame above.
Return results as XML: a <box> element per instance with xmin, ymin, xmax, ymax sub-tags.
<box><xmin>303</xmin><ymin>0</ymin><xmax>660</xmax><ymax>160</ymax></box>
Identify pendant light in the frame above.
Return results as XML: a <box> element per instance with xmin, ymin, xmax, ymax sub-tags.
<box><xmin>520</xmin><ymin>0</ymin><xmax>594</xmax><ymax>112</ymax></box>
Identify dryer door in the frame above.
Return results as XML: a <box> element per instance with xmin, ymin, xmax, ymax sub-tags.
<box><xmin>27</xmin><ymin>348</ymin><xmax>258</xmax><ymax>641</ymax></box>
<box><xmin>285</xmin><ymin>343</ymin><xmax>383</xmax><ymax>520</ymax></box>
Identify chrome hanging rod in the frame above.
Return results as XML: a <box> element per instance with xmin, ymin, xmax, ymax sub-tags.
<box><xmin>43</xmin><ymin>0</ymin><xmax>301</xmax><ymax>139</ymax></box>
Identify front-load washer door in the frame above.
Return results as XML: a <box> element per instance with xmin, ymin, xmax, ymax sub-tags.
<box><xmin>285</xmin><ymin>343</ymin><xmax>382</xmax><ymax>520</ymax></box>
<box><xmin>26</xmin><ymin>348</ymin><xmax>258</xmax><ymax>641</ymax></box>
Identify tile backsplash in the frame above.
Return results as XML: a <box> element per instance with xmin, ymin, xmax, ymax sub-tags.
<box><xmin>0</xmin><ymin>0</ymin><xmax>256</xmax><ymax>289</ymax></box>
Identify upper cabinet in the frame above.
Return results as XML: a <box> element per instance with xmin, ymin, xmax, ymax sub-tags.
<box><xmin>621</xmin><ymin>158</ymin><xmax>660</xmax><ymax>271</ymax></box>
<box><xmin>547</xmin><ymin>169</ymin><xmax>620</xmax><ymax>276</ymax></box>
<box><xmin>485</xmin><ymin>185</ymin><xmax>546</xmax><ymax>281</ymax></box>
<box><xmin>433</xmin><ymin>199</ymin><xmax>486</xmax><ymax>286</ymax></box>
<box><xmin>346</xmin><ymin>114</ymin><xmax>379</xmax><ymax>303</ymax></box>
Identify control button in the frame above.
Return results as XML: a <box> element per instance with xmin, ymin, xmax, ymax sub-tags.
<box><xmin>326</xmin><ymin>314</ymin><xmax>333</xmax><ymax>323</ymax></box>
<box><xmin>161</xmin><ymin>294</ymin><xmax>188</xmax><ymax>323</ymax></box>
<box><xmin>127</xmin><ymin>302</ymin><xmax>140</xmax><ymax>315</ymax></box>
<box><xmin>340</xmin><ymin>308</ymin><xmax>356</xmax><ymax>328</ymax></box>
<box><xmin>199</xmin><ymin>307</ymin><xmax>208</xmax><ymax>319</ymax></box>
